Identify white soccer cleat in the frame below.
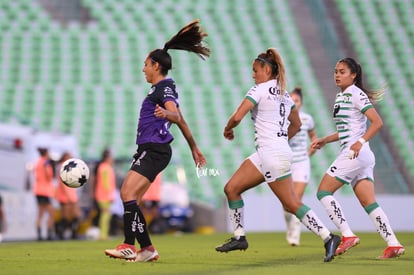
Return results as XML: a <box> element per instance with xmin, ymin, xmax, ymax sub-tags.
<box><xmin>127</xmin><ymin>245</ymin><xmax>159</xmax><ymax>262</ymax></box>
<box><xmin>105</xmin><ymin>243</ymin><xmax>137</xmax><ymax>260</ymax></box>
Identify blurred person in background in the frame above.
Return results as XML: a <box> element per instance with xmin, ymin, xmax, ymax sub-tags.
<box><xmin>0</xmin><ymin>193</ymin><xmax>5</xmax><ymax>242</ymax></box>
<box><xmin>140</xmin><ymin>173</ymin><xmax>162</xmax><ymax>228</ymax></box>
<box><xmin>104</xmin><ymin>19</ymin><xmax>208</xmax><ymax>262</ymax></box>
<box><xmin>33</xmin><ymin>147</ymin><xmax>55</xmax><ymax>241</ymax></box>
<box><xmin>90</xmin><ymin>156</ymin><xmax>104</xmax><ymax>230</ymax></box>
<box><xmin>95</xmin><ymin>148</ymin><xmax>116</xmax><ymax>240</ymax></box>
<box><xmin>284</xmin><ymin>87</ymin><xmax>317</xmax><ymax>246</ymax></box>
<box><xmin>312</xmin><ymin>57</ymin><xmax>405</xmax><ymax>259</ymax></box>
<box><xmin>55</xmin><ymin>152</ymin><xmax>81</xmax><ymax>240</ymax></box>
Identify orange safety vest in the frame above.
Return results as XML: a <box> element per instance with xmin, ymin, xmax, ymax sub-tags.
<box><xmin>33</xmin><ymin>156</ymin><xmax>54</xmax><ymax>197</ymax></box>
<box><xmin>55</xmin><ymin>164</ymin><xmax>78</xmax><ymax>203</ymax></box>
<box><xmin>95</xmin><ymin>162</ymin><xmax>116</xmax><ymax>202</ymax></box>
<box><xmin>142</xmin><ymin>173</ymin><xmax>162</xmax><ymax>202</ymax></box>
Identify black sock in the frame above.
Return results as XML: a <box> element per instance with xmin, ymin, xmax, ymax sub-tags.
<box><xmin>71</xmin><ymin>218</ymin><xmax>79</xmax><ymax>239</ymax></box>
<box><xmin>123</xmin><ymin>200</ymin><xmax>152</xmax><ymax>248</ymax></box>
<box><xmin>57</xmin><ymin>219</ymin><xmax>67</xmax><ymax>239</ymax></box>
<box><xmin>47</xmin><ymin>228</ymin><xmax>53</xmax><ymax>240</ymax></box>
<box><xmin>61</xmin><ymin>219</ymin><xmax>69</xmax><ymax>233</ymax></box>
<box><xmin>123</xmin><ymin>200</ymin><xmax>138</xmax><ymax>245</ymax></box>
<box><xmin>135</xmin><ymin>205</ymin><xmax>152</xmax><ymax>248</ymax></box>
<box><xmin>37</xmin><ymin>227</ymin><xmax>42</xmax><ymax>241</ymax></box>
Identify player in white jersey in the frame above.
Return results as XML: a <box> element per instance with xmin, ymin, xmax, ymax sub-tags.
<box><xmin>284</xmin><ymin>87</ymin><xmax>317</xmax><ymax>246</ymax></box>
<box><xmin>215</xmin><ymin>48</ymin><xmax>341</xmax><ymax>262</ymax></box>
<box><xmin>312</xmin><ymin>57</ymin><xmax>405</xmax><ymax>259</ymax></box>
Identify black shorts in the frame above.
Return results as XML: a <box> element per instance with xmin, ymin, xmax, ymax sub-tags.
<box><xmin>130</xmin><ymin>143</ymin><xmax>172</xmax><ymax>182</ymax></box>
<box><xmin>36</xmin><ymin>195</ymin><xmax>51</xmax><ymax>205</ymax></box>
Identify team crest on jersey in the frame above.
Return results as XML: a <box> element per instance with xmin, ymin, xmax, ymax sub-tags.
<box><xmin>343</xmin><ymin>93</ymin><xmax>352</xmax><ymax>103</ymax></box>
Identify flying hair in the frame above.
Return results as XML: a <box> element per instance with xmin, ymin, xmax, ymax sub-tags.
<box><xmin>149</xmin><ymin>19</ymin><xmax>210</xmax><ymax>75</ymax></box>
<box><xmin>163</xmin><ymin>19</ymin><xmax>211</xmax><ymax>60</ymax></box>
<box><xmin>338</xmin><ymin>57</ymin><xmax>385</xmax><ymax>104</ymax></box>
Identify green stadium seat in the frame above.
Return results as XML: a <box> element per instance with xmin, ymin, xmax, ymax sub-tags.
<box><xmin>2</xmin><ymin>0</ymin><xmax>412</xmax><ymax>204</ymax></box>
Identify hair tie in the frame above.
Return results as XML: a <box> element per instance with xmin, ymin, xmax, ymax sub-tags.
<box><xmin>255</xmin><ymin>57</ymin><xmax>278</xmax><ymax>72</ymax></box>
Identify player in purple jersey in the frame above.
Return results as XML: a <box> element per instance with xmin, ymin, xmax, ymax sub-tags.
<box><xmin>105</xmin><ymin>19</ymin><xmax>210</xmax><ymax>262</ymax></box>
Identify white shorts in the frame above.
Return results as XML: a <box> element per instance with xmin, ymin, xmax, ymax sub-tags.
<box><xmin>291</xmin><ymin>158</ymin><xmax>310</xmax><ymax>183</ymax></box>
<box><xmin>326</xmin><ymin>144</ymin><xmax>375</xmax><ymax>187</ymax></box>
<box><xmin>248</xmin><ymin>145</ymin><xmax>292</xmax><ymax>183</ymax></box>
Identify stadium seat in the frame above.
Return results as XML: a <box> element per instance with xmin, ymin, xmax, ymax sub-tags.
<box><xmin>2</xmin><ymin>0</ymin><xmax>412</xmax><ymax>203</ymax></box>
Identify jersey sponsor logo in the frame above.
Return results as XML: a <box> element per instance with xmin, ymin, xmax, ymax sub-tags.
<box><xmin>329</xmin><ymin>200</ymin><xmax>346</xmax><ymax>224</ymax></box>
<box><xmin>277</xmin><ymin>131</ymin><xmax>288</xmax><ymax>137</ymax></box>
<box><xmin>233</xmin><ymin>209</ymin><xmax>244</xmax><ymax>230</ymax></box>
<box><xmin>305</xmin><ymin>214</ymin><xmax>324</xmax><ymax>232</ymax></box>
<box><xmin>360</xmin><ymin>97</ymin><xmax>370</xmax><ymax>105</ymax></box>
<box><xmin>131</xmin><ymin>151</ymin><xmax>147</xmax><ymax>167</ymax></box>
<box><xmin>333</xmin><ymin>104</ymin><xmax>340</xmax><ymax>117</ymax></box>
<box><xmin>131</xmin><ymin>212</ymin><xmax>138</xmax><ymax>232</ymax></box>
<box><xmin>268</xmin><ymin>86</ymin><xmax>280</xmax><ymax>95</ymax></box>
<box><xmin>163</xmin><ymin>86</ymin><xmax>176</xmax><ymax>99</ymax></box>
<box><xmin>337</xmin><ymin>125</ymin><xmax>346</xmax><ymax>131</ymax></box>
<box><xmin>376</xmin><ymin>216</ymin><xmax>392</xmax><ymax>238</ymax></box>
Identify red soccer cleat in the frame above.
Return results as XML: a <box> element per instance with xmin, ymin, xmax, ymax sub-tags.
<box><xmin>335</xmin><ymin>236</ymin><xmax>360</xmax><ymax>256</ymax></box>
<box><xmin>377</xmin><ymin>246</ymin><xmax>405</xmax><ymax>259</ymax></box>
<box><xmin>105</xmin><ymin>243</ymin><xmax>137</xmax><ymax>260</ymax></box>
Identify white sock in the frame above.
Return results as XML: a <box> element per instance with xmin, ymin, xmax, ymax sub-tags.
<box><xmin>229</xmin><ymin>207</ymin><xmax>245</xmax><ymax>237</ymax></box>
<box><xmin>285</xmin><ymin>210</ymin><xmax>301</xmax><ymax>244</ymax></box>
<box><xmin>297</xmin><ymin>205</ymin><xmax>331</xmax><ymax>241</ymax></box>
<box><xmin>368</xmin><ymin>206</ymin><xmax>401</xmax><ymax>247</ymax></box>
<box><xmin>284</xmin><ymin>210</ymin><xmax>293</xmax><ymax>230</ymax></box>
<box><xmin>319</xmin><ymin>195</ymin><xmax>355</xmax><ymax>237</ymax></box>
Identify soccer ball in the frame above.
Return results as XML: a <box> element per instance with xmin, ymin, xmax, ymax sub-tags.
<box><xmin>59</xmin><ymin>158</ymin><xmax>90</xmax><ymax>188</ymax></box>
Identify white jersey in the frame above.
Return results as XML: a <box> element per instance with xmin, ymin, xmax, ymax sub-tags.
<box><xmin>246</xmin><ymin>79</ymin><xmax>295</xmax><ymax>149</ymax></box>
<box><xmin>289</xmin><ymin>111</ymin><xmax>314</xmax><ymax>163</ymax></box>
<box><xmin>332</xmin><ymin>84</ymin><xmax>373</xmax><ymax>150</ymax></box>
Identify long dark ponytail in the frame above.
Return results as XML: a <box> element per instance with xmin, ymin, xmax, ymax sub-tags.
<box><xmin>148</xmin><ymin>19</ymin><xmax>210</xmax><ymax>75</ymax></box>
<box><xmin>338</xmin><ymin>57</ymin><xmax>384</xmax><ymax>104</ymax></box>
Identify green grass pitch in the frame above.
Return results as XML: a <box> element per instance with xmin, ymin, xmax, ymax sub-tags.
<box><xmin>0</xmin><ymin>232</ymin><xmax>413</xmax><ymax>275</ymax></box>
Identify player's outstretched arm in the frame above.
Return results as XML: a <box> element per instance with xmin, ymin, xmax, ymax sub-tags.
<box><xmin>224</xmin><ymin>98</ymin><xmax>254</xmax><ymax>140</ymax></box>
<box><xmin>154</xmin><ymin>102</ymin><xmax>181</xmax><ymax>123</ymax></box>
<box><xmin>311</xmin><ymin>132</ymin><xmax>339</xmax><ymax>150</ymax></box>
<box><xmin>176</xmin><ymin>107</ymin><xmax>207</xmax><ymax>167</ymax></box>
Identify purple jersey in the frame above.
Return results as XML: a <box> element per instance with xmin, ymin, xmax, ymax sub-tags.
<box><xmin>136</xmin><ymin>78</ymin><xmax>179</xmax><ymax>145</ymax></box>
